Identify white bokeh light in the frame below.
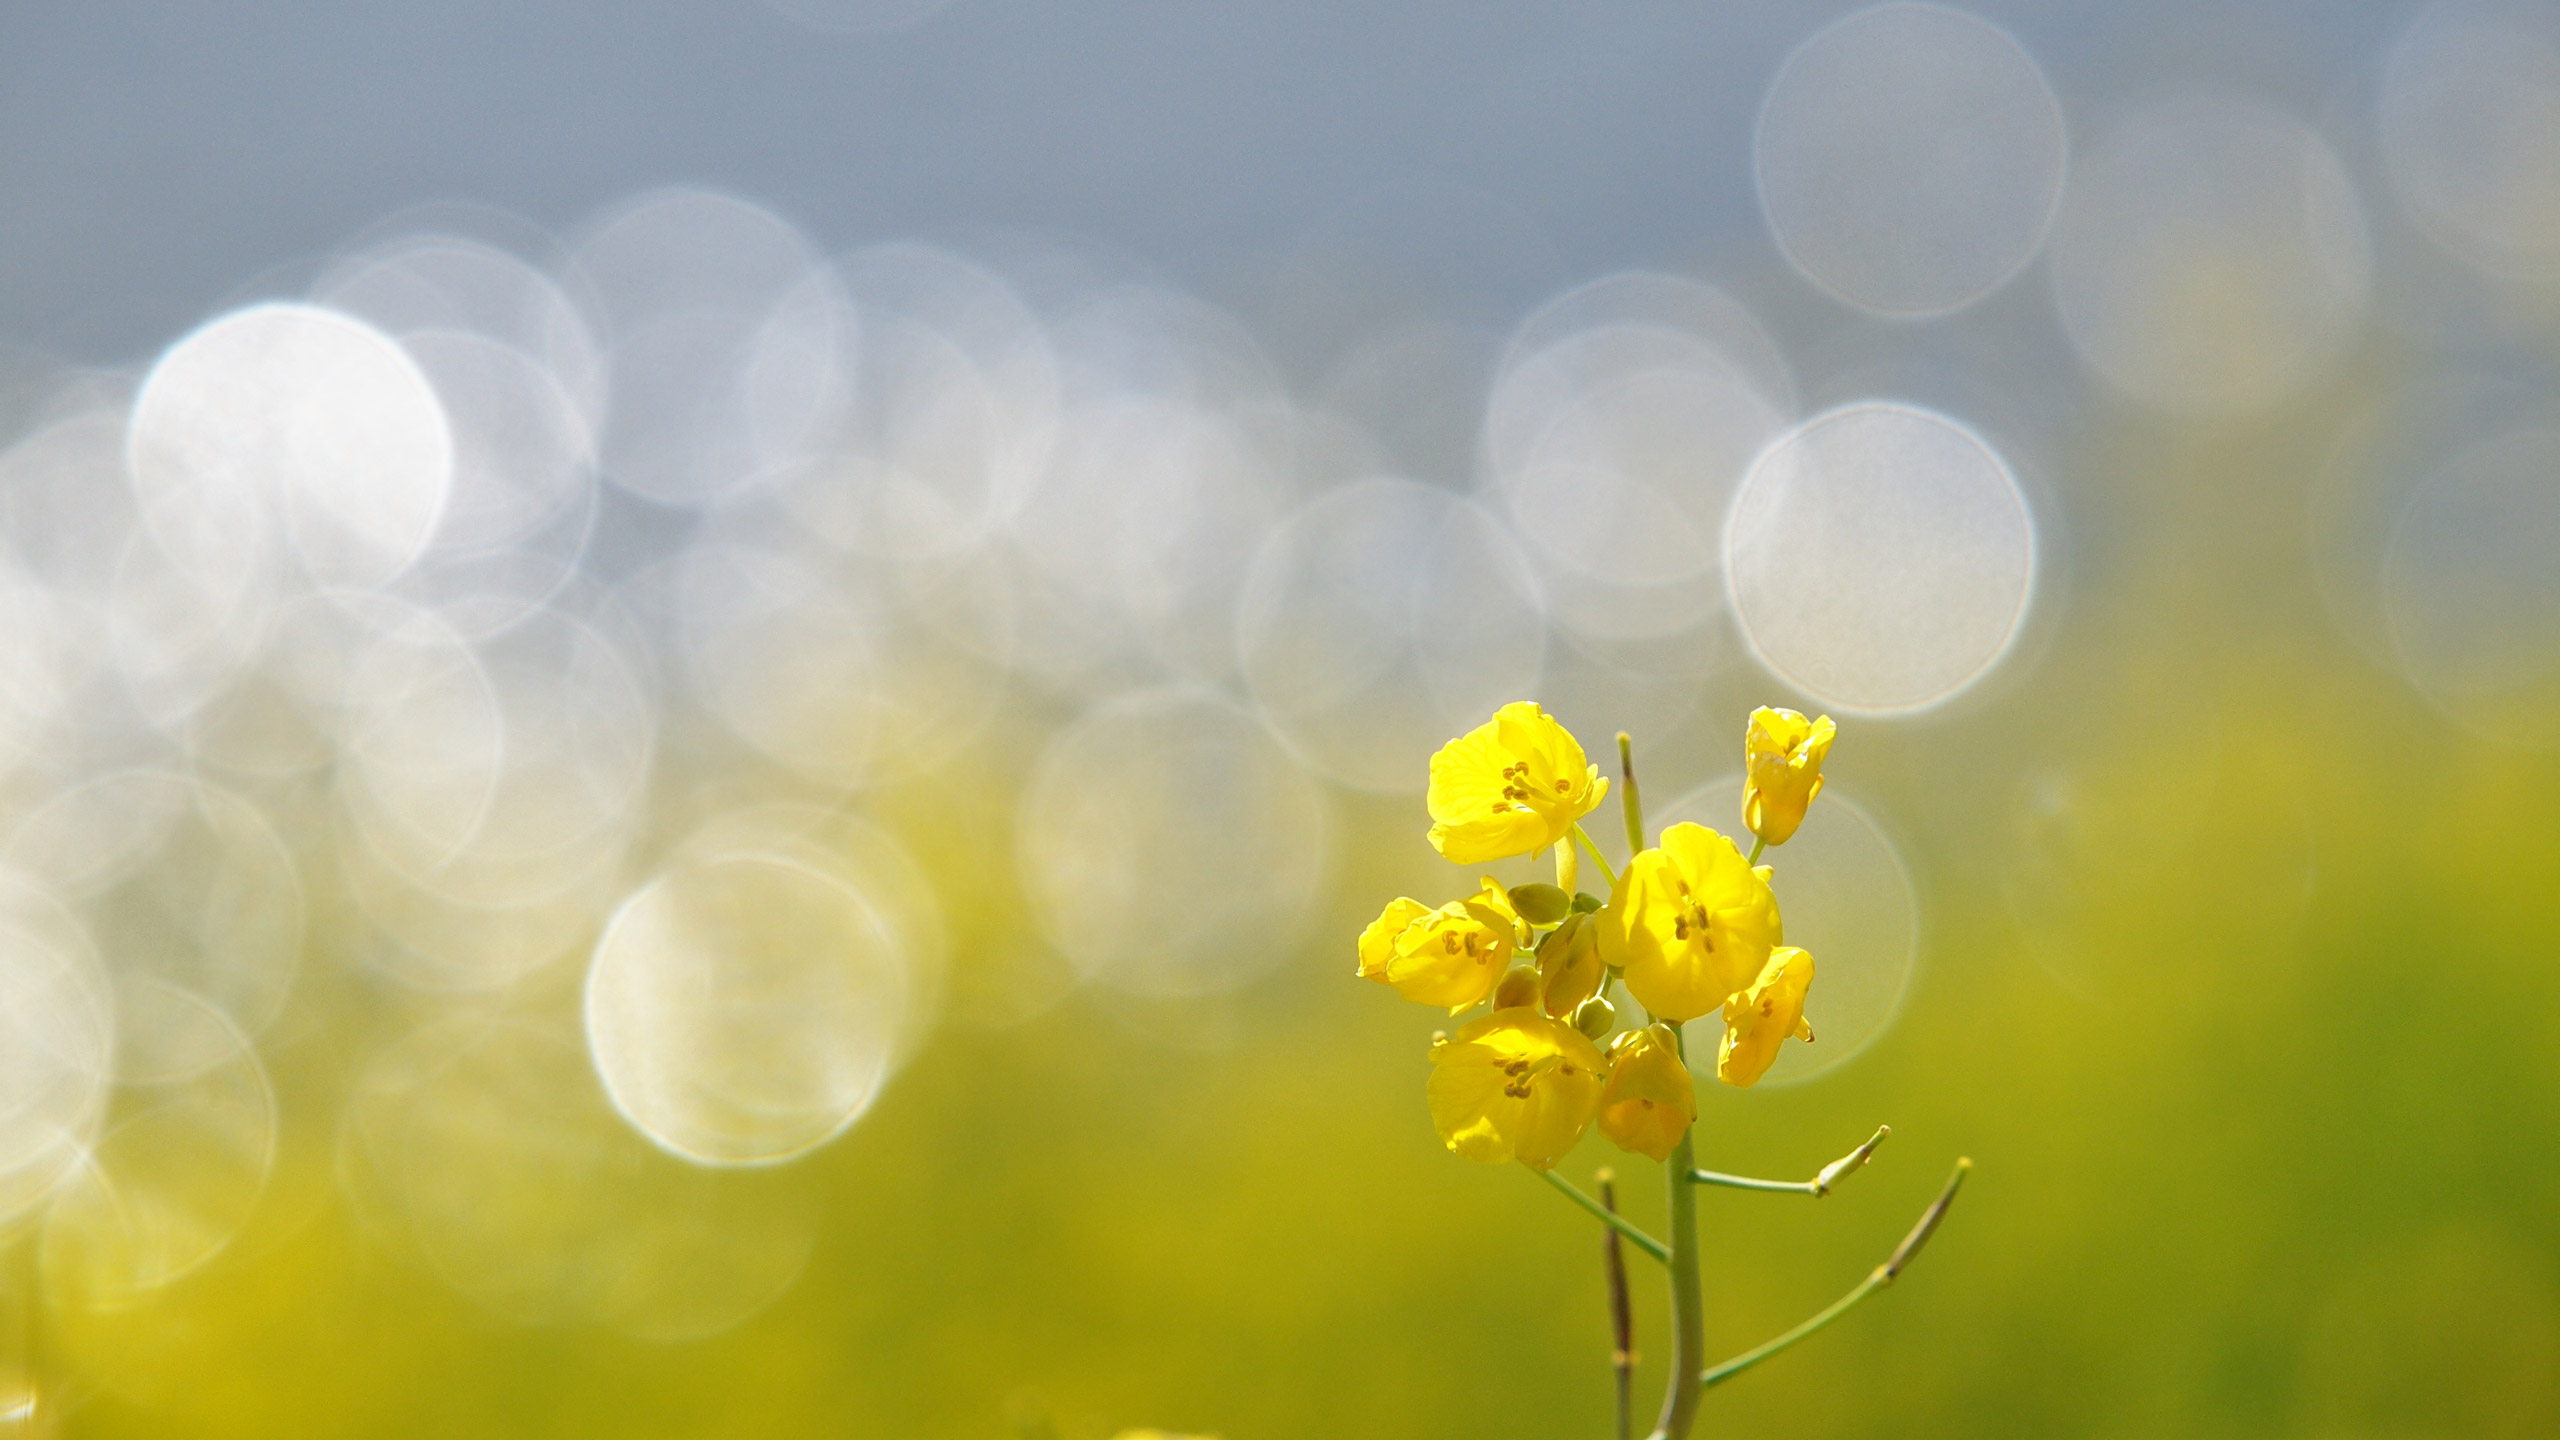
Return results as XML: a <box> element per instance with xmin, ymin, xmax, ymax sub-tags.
<box><xmin>2380</xmin><ymin>2</ymin><xmax>2560</xmax><ymax>279</ymax></box>
<box><xmin>1016</xmin><ymin>687</ymin><xmax>1330</xmax><ymax>998</ymax></box>
<box><xmin>129</xmin><ymin>303</ymin><xmax>454</xmax><ymax>591</ymax></box>
<box><xmin>1238</xmin><ymin>479</ymin><xmax>1545</xmax><ymax>791</ymax></box>
<box><xmin>315</xmin><ymin>231</ymin><xmax>609</xmax><ymax>434</ymax></box>
<box><xmin>572</xmin><ymin>188</ymin><xmax>853</xmax><ymax>509</ymax></box>
<box><xmin>586</xmin><ymin>850</ymin><xmax>912</xmax><ymax>1166</ymax></box>
<box><xmin>1488</xmin><ymin>323</ymin><xmax>1787</xmax><ymax>644</ymax></box>
<box><xmin>1725</xmin><ymin>402</ymin><xmax>2036</xmax><ymax>714</ymax></box>
<box><xmin>2383</xmin><ymin>428</ymin><xmax>2560</xmax><ymax>746</ymax></box>
<box><xmin>0</xmin><ymin>877</ymin><xmax>112</xmax><ymax>1234</ymax></box>
<box><xmin>40</xmin><ymin>985</ymin><xmax>274</xmax><ymax>1310</ymax></box>
<box><xmin>1755</xmin><ymin>3</ymin><xmax>2067</xmax><ymax>317</ymax></box>
<box><xmin>2048</xmin><ymin>95</ymin><xmax>2371</xmax><ymax>416</ymax></box>
<box><xmin>5</xmin><ymin>772</ymin><xmax>304</xmax><ymax>1045</ymax></box>
<box><xmin>343</xmin><ymin>1016</ymin><xmax>819</xmax><ymax>1338</ymax></box>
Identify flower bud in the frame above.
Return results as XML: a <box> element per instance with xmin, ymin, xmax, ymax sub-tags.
<box><xmin>1597</xmin><ymin>1023</ymin><xmax>1696</xmax><ymax>1161</ymax></box>
<box><xmin>1743</xmin><ymin>707</ymin><xmax>1835</xmax><ymax>848</ymax></box>
<box><xmin>1535</xmin><ymin>912</ymin><xmax>1604</xmax><ymax>1017</ymax></box>
<box><xmin>1492</xmin><ymin>966</ymin><xmax>1541</xmax><ymax>1010</ymax></box>
<box><xmin>1570</xmin><ymin>891</ymin><xmax>1602</xmax><ymax>914</ymax></box>
<box><xmin>1506</xmin><ymin>882</ymin><xmax>1573</xmax><ymax>925</ymax></box>
<box><xmin>1569</xmin><ymin>993</ymin><xmax>1617</xmax><ymax>1040</ymax></box>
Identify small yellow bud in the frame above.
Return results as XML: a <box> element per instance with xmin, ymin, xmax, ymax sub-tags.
<box><xmin>1506</xmin><ymin>882</ymin><xmax>1572</xmax><ymax>925</ymax></box>
<box><xmin>1717</xmin><ymin>946</ymin><xmax>1816</xmax><ymax>1088</ymax></box>
<box><xmin>1427</xmin><ymin>702</ymin><xmax>1609</xmax><ymax>865</ymax></box>
<box><xmin>1493</xmin><ymin>966</ymin><xmax>1541</xmax><ymax>1011</ymax></box>
<box><xmin>1597</xmin><ymin>1024</ymin><xmax>1695</xmax><ymax>1161</ymax></box>
<box><xmin>1742</xmin><ymin>707</ymin><xmax>1835</xmax><ymax>848</ymax></box>
<box><xmin>1569</xmin><ymin>993</ymin><xmax>1617</xmax><ymax>1040</ymax></box>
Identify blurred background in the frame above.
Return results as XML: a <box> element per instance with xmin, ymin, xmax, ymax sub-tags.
<box><xmin>0</xmin><ymin>1</ymin><xmax>2555</xmax><ymax>1435</ymax></box>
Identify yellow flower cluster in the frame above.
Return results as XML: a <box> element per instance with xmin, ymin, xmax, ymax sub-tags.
<box><xmin>1356</xmin><ymin>702</ymin><xmax>1835</xmax><ymax>1170</ymax></box>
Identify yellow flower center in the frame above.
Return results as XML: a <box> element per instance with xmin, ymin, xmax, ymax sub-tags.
<box><xmin>1667</xmin><ymin>880</ymin><xmax>1715</xmax><ymax>948</ymax></box>
<box><xmin>1488</xmin><ymin>761</ymin><xmax>1573</xmax><ymax>815</ymax></box>
<box><xmin>1497</xmin><ymin>1051</ymin><xmax>1577</xmax><ymax>1099</ymax></box>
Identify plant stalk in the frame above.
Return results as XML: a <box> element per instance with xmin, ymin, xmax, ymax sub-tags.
<box><xmin>1600</xmin><ymin>1169</ymin><xmax>1633</xmax><ymax>1440</ymax></box>
<box><xmin>1648</xmin><ymin>1023</ymin><xmax>1704</xmax><ymax>1440</ymax></box>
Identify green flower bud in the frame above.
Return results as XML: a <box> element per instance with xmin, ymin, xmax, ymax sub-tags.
<box><xmin>1492</xmin><ymin>966</ymin><xmax>1541</xmax><ymax>1010</ymax></box>
<box><xmin>1506</xmin><ymin>882</ymin><xmax>1573</xmax><ymax>926</ymax></box>
<box><xmin>1570</xmin><ymin>993</ymin><xmax>1617</xmax><ymax>1040</ymax></box>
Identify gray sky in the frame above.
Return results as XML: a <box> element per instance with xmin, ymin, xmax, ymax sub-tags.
<box><xmin>0</xmin><ymin>0</ymin><xmax>2399</xmax><ymax>365</ymax></box>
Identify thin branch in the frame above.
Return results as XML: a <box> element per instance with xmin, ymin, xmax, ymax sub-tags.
<box><xmin>1571</xmin><ymin>824</ymin><xmax>1619</xmax><ymax>892</ymax></box>
<box><xmin>1697</xmin><ymin>1158</ymin><xmax>1971</xmax><ymax>1390</ymax></box>
<box><xmin>1882</xmin><ymin>1156</ymin><xmax>1969</xmax><ymax>1282</ymax></box>
<box><xmin>1540</xmin><ymin>1169</ymin><xmax>1669</xmax><ymax>1265</ymax></box>
<box><xmin>1690</xmin><ymin>1126</ymin><xmax>1891</xmax><ymax>1199</ymax></box>
<box><xmin>1689</xmin><ymin>1168</ymin><xmax>1820</xmax><ymax>1195</ymax></box>
<box><xmin>1600</xmin><ymin>1169</ymin><xmax>1633</xmax><ymax>1440</ymax></box>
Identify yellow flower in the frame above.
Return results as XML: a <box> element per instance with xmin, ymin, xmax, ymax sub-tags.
<box><xmin>1595</xmin><ymin>822</ymin><xmax>1781</xmax><ymax>1022</ymax></box>
<box><xmin>1355</xmin><ymin>880</ymin><xmax>1521</xmax><ymax>1010</ymax></box>
<box><xmin>1717</xmin><ymin>946</ymin><xmax>1816</xmax><ymax>1088</ymax></box>
<box><xmin>1427</xmin><ymin>1008</ymin><xmax>1607</xmax><ymax>1170</ymax></box>
<box><xmin>1427</xmin><ymin>702</ymin><xmax>1608</xmax><ymax>865</ymax></box>
<box><xmin>1597</xmin><ymin>1024</ymin><xmax>1696</xmax><ymax>1161</ymax></box>
<box><xmin>1742</xmin><ymin>707</ymin><xmax>1836</xmax><ymax>848</ymax></box>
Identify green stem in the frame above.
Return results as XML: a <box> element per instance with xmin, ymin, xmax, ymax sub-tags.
<box><xmin>1648</xmin><ymin>1022</ymin><xmax>1705</xmax><ymax>1440</ymax></box>
<box><xmin>1689</xmin><ymin>1169</ymin><xmax>1819</xmax><ymax>1196</ymax></box>
<box><xmin>1571</xmin><ymin>824</ymin><xmax>1619</xmax><ymax>892</ymax></box>
<box><xmin>1540</xmin><ymin>1169</ymin><xmax>1669</xmax><ymax>1264</ymax></box>
<box><xmin>1696</xmin><ymin>1158</ymin><xmax>1972</xmax><ymax>1390</ymax></box>
<box><xmin>1746</xmin><ymin>837</ymin><xmax>1765</xmax><ymax>867</ymax></box>
<box><xmin>1616</xmin><ymin>733</ymin><xmax>1645</xmax><ymax>856</ymax></box>
<box><xmin>1691</xmin><ymin>1125</ymin><xmax>1892</xmax><ymax>1199</ymax></box>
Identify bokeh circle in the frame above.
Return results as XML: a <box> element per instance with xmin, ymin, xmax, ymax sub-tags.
<box><xmin>1756</xmin><ymin>3</ymin><xmax>2067</xmax><ymax>317</ymax></box>
<box><xmin>1724</xmin><ymin>402</ymin><xmax>2035</xmax><ymax>714</ymax></box>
